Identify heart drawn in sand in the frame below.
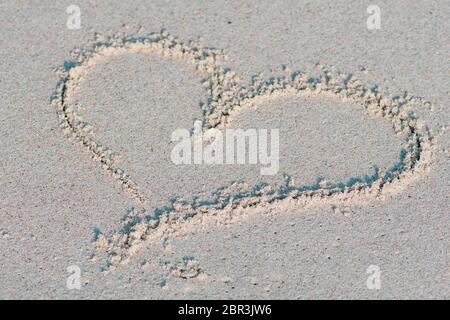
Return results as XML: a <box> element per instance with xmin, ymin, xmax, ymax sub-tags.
<box><xmin>51</xmin><ymin>30</ymin><xmax>433</xmax><ymax>267</ymax></box>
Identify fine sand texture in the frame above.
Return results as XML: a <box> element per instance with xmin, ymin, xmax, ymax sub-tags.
<box><xmin>0</xmin><ymin>0</ymin><xmax>449</xmax><ymax>299</ymax></box>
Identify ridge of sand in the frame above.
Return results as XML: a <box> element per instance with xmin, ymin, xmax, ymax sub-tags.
<box><xmin>50</xmin><ymin>31</ymin><xmax>435</xmax><ymax>269</ymax></box>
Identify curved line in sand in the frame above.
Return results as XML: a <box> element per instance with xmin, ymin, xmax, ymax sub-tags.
<box><xmin>51</xmin><ymin>31</ymin><xmax>229</xmax><ymax>204</ymax></box>
<box><xmin>50</xmin><ymin>31</ymin><xmax>435</xmax><ymax>268</ymax></box>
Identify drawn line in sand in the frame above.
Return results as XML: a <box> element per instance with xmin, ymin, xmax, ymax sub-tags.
<box><xmin>50</xmin><ymin>30</ymin><xmax>435</xmax><ymax>269</ymax></box>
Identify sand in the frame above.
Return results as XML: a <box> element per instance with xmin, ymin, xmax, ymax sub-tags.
<box><xmin>0</xmin><ymin>0</ymin><xmax>448</xmax><ymax>299</ymax></box>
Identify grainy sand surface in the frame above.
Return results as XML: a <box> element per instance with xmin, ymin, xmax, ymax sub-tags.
<box><xmin>0</xmin><ymin>0</ymin><xmax>448</xmax><ymax>299</ymax></box>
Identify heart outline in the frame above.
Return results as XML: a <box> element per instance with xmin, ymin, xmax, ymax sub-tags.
<box><xmin>51</xmin><ymin>30</ymin><xmax>434</xmax><ymax>267</ymax></box>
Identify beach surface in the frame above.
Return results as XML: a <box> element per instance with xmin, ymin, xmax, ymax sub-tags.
<box><xmin>0</xmin><ymin>0</ymin><xmax>448</xmax><ymax>299</ymax></box>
